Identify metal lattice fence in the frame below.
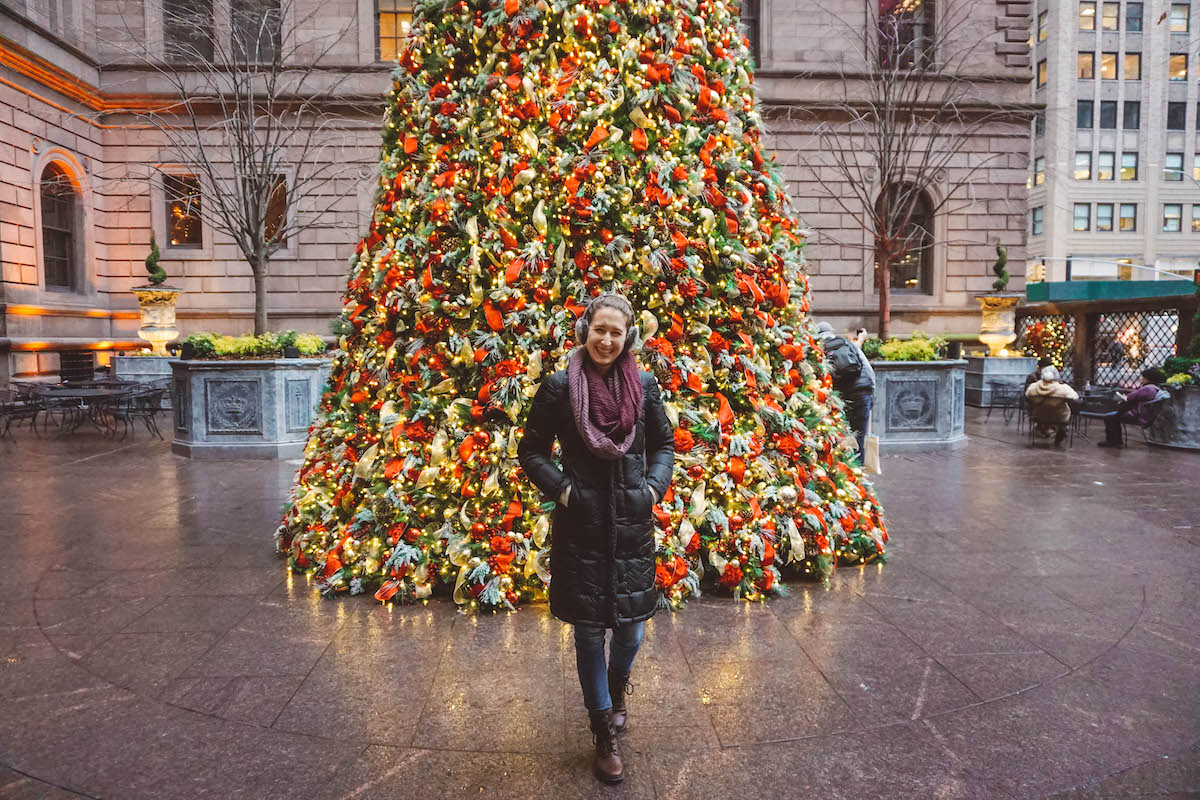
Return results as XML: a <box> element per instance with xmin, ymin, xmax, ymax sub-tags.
<box><xmin>1090</xmin><ymin>310</ymin><xmax>1180</xmax><ymax>388</ymax></box>
<box><xmin>1018</xmin><ymin>314</ymin><xmax>1076</xmax><ymax>384</ymax></box>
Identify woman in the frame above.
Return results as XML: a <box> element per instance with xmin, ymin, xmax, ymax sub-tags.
<box><xmin>517</xmin><ymin>294</ymin><xmax>674</xmax><ymax>784</ymax></box>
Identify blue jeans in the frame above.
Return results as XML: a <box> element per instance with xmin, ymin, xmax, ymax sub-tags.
<box><xmin>844</xmin><ymin>392</ymin><xmax>874</xmax><ymax>455</ymax></box>
<box><xmin>574</xmin><ymin>622</ymin><xmax>645</xmax><ymax>712</ymax></box>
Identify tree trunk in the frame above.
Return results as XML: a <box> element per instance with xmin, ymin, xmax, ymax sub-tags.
<box><xmin>877</xmin><ymin>257</ymin><xmax>892</xmax><ymax>343</ymax></box>
<box><xmin>253</xmin><ymin>262</ymin><xmax>269</xmax><ymax>336</ymax></box>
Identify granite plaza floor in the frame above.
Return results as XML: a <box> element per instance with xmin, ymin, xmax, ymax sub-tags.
<box><xmin>0</xmin><ymin>409</ymin><xmax>1197</xmax><ymax>799</ymax></box>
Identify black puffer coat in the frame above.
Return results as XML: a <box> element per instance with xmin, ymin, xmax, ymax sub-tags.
<box><xmin>518</xmin><ymin>368</ymin><xmax>674</xmax><ymax>627</ymax></box>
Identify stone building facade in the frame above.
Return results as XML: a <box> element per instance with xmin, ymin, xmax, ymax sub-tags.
<box><xmin>0</xmin><ymin>0</ymin><xmax>1031</xmax><ymax>383</ymax></box>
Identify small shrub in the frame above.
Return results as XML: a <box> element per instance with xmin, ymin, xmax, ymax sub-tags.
<box><xmin>878</xmin><ymin>331</ymin><xmax>948</xmax><ymax>362</ymax></box>
<box><xmin>1163</xmin><ymin>356</ymin><xmax>1200</xmax><ymax>377</ymax></box>
<box><xmin>184</xmin><ymin>331</ymin><xmax>220</xmax><ymax>359</ymax></box>
<box><xmin>860</xmin><ymin>337</ymin><xmax>883</xmax><ymax>361</ymax></box>
<box><xmin>295</xmin><ymin>333</ymin><xmax>327</xmax><ymax>356</ymax></box>
<box><xmin>181</xmin><ymin>331</ymin><xmax>327</xmax><ymax>359</ymax></box>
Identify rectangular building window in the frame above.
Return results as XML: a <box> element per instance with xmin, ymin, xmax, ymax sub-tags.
<box><xmin>1119</xmin><ymin>203</ymin><xmax>1137</xmax><ymax>231</ymax></box>
<box><xmin>1168</xmin><ymin>101</ymin><xmax>1187</xmax><ymax>130</ymax></box>
<box><xmin>878</xmin><ymin>0</ymin><xmax>935</xmax><ymax>70</ymax></box>
<box><xmin>1170</xmin><ymin>53</ymin><xmax>1188</xmax><ymax>80</ymax></box>
<box><xmin>264</xmin><ymin>174</ymin><xmax>288</xmax><ymax>245</ymax></box>
<box><xmin>377</xmin><ymin>0</ymin><xmax>413</xmax><ymax>62</ymax></box>
<box><xmin>1099</xmin><ymin>100</ymin><xmax>1117</xmax><ymax>128</ymax></box>
<box><xmin>1078</xmin><ymin>99</ymin><xmax>1094</xmax><ymax>128</ymax></box>
<box><xmin>1124</xmin><ymin>52</ymin><xmax>1141</xmax><ymax>79</ymax></box>
<box><xmin>1121</xmin><ymin>152</ymin><xmax>1139</xmax><ymax>179</ymax></box>
<box><xmin>1078</xmin><ymin>52</ymin><xmax>1095</xmax><ymax>79</ymax></box>
<box><xmin>1163</xmin><ymin>203</ymin><xmax>1183</xmax><ymax>231</ymax></box>
<box><xmin>1171</xmin><ymin>2</ymin><xmax>1190</xmax><ymax>31</ymax></box>
<box><xmin>1192</xmin><ymin>205</ymin><xmax>1200</xmax><ymax>232</ymax></box>
<box><xmin>1100</xmin><ymin>52</ymin><xmax>1118</xmax><ymax>79</ymax></box>
<box><xmin>1123</xmin><ymin>100</ymin><xmax>1140</xmax><ymax>129</ymax></box>
<box><xmin>1031</xmin><ymin>206</ymin><xmax>1045</xmax><ymax>235</ymax></box>
<box><xmin>164</xmin><ymin>0</ymin><xmax>215</xmax><ymax>61</ymax></box>
<box><xmin>1127</xmin><ymin>2</ymin><xmax>1144</xmax><ymax>30</ymax></box>
<box><xmin>1034</xmin><ymin>156</ymin><xmax>1046</xmax><ymax>185</ymax></box>
<box><xmin>1097</xmin><ymin>151</ymin><xmax>1115</xmax><ymax>180</ymax></box>
<box><xmin>1035</xmin><ymin>110</ymin><xmax>1046</xmax><ymax>136</ymax></box>
<box><xmin>1194</xmin><ymin>153</ymin><xmax>1200</xmax><ymax>182</ymax></box>
<box><xmin>1038</xmin><ymin>10</ymin><xmax>1049</xmax><ymax>40</ymax></box>
<box><xmin>231</xmin><ymin>0</ymin><xmax>282</xmax><ymax>62</ymax></box>
<box><xmin>1074</xmin><ymin>203</ymin><xmax>1091</xmax><ymax>231</ymax></box>
<box><xmin>1038</xmin><ymin>59</ymin><xmax>1048</xmax><ymax>87</ymax></box>
<box><xmin>1096</xmin><ymin>203</ymin><xmax>1115</xmax><ymax>231</ymax></box>
<box><xmin>1165</xmin><ymin>152</ymin><xmax>1185</xmax><ymax>180</ymax></box>
<box><xmin>1101</xmin><ymin>2</ymin><xmax>1120</xmax><ymax>29</ymax></box>
<box><xmin>164</xmin><ymin>175</ymin><xmax>203</xmax><ymax>248</ymax></box>
<box><xmin>1079</xmin><ymin>1</ymin><xmax>1097</xmax><ymax>29</ymax></box>
<box><xmin>741</xmin><ymin>0</ymin><xmax>760</xmax><ymax>62</ymax></box>
<box><xmin>1075</xmin><ymin>151</ymin><xmax>1093</xmax><ymax>180</ymax></box>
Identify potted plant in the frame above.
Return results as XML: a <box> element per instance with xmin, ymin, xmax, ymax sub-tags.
<box><xmin>169</xmin><ymin>330</ymin><xmax>331</xmax><ymax>459</ymax></box>
<box><xmin>130</xmin><ymin>235</ymin><xmax>184</xmax><ymax>355</ymax></box>
<box><xmin>862</xmin><ymin>331</ymin><xmax>968</xmax><ymax>451</ymax></box>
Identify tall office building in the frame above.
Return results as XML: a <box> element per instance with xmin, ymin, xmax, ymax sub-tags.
<box><xmin>1029</xmin><ymin>0</ymin><xmax>1200</xmax><ymax>281</ymax></box>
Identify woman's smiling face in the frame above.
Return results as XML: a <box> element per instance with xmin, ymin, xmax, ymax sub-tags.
<box><xmin>585</xmin><ymin>307</ymin><xmax>628</xmax><ymax>372</ymax></box>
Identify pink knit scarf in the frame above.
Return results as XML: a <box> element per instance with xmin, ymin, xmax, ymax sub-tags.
<box><xmin>567</xmin><ymin>348</ymin><xmax>643</xmax><ymax>460</ymax></box>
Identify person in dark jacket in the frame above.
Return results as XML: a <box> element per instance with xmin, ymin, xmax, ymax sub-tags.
<box><xmin>1098</xmin><ymin>367</ymin><xmax>1165</xmax><ymax>447</ymax></box>
<box><xmin>517</xmin><ymin>294</ymin><xmax>674</xmax><ymax>785</ymax></box>
<box><xmin>817</xmin><ymin>322</ymin><xmax>876</xmax><ymax>454</ymax></box>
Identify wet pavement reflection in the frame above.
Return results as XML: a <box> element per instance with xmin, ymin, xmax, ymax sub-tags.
<box><xmin>0</xmin><ymin>409</ymin><xmax>1197</xmax><ymax>798</ymax></box>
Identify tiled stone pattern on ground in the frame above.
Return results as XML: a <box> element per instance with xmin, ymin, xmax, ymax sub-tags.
<box><xmin>0</xmin><ymin>408</ymin><xmax>1197</xmax><ymax>797</ymax></box>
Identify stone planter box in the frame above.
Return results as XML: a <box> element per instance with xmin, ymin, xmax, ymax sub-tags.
<box><xmin>964</xmin><ymin>355</ymin><xmax>1037</xmax><ymax>407</ymax></box>
<box><xmin>869</xmin><ymin>360</ymin><xmax>968</xmax><ymax>451</ymax></box>
<box><xmin>1147</xmin><ymin>386</ymin><xmax>1200</xmax><ymax>451</ymax></box>
<box><xmin>113</xmin><ymin>355</ymin><xmax>174</xmax><ymax>409</ymax></box>
<box><xmin>169</xmin><ymin>358</ymin><xmax>331</xmax><ymax>459</ymax></box>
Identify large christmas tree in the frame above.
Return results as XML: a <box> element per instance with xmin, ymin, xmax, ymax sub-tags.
<box><xmin>276</xmin><ymin>0</ymin><xmax>888</xmax><ymax>611</ymax></box>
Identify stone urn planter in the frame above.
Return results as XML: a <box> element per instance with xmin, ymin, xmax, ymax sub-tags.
<box><xmin>132</xmin><ymin>286</ymin><xmax>183</xmax><ymax>355</ymax></box>
<box><xmin>170</xmin><ymin>358</ymin><xmax>331</xmax><ymax>459</ymax></box>
<box><xmin>869</xmin><ymin>360</ymin><xmax>968</xmax><ymax>451</ymax></box>
<box><xmin>1147</xmin><ymin>386</ymin><xmax>1200</xmax><ymax>450</ymax></box>
<box><xmin>975</xmin><ymin>292</ymin><xmax>1023</xmax><ymax>357</ymax></box>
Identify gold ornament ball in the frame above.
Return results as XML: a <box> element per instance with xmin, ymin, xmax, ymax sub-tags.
<box><xmin>599</xmin><ymin>264</ymin><xmax>615</xmax><ymax>280</ymax></box>
<box><xmin>779</xmin><ymin>485</ymin><xmax>799</xmax><ymax>505</ymax></box>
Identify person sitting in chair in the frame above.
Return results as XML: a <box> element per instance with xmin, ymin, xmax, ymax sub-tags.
<box><xmin>1097</xmin><ymin>368</ymin><xmax>1165</xmax><ymax>448</ymax></box>
<box><xmin>1024</xmin><ymin>357</ymin><xmax>1054</xmax><ymax>390</ymax></box>
<box><xmin>1025</xmin><ymin>366</ymin><xmax>1078</xmax><ymax>447</ymax></box>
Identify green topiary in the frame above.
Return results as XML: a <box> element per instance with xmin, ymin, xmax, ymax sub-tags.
<box><xmin>991</xmin><ymin>243</ymin><xmax>1009</xmax><ymax>291</ymax></box>
<box><xmin>145</xmin><ymin>234</ymin><xmax>167</xmax><ymax>285</ymax></box>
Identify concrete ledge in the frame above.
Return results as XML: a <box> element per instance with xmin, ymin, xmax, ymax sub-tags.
<box><xmin>171</xmin><ymin>440</ymin><xmax>306</xmax><ymax>460</ymax></box>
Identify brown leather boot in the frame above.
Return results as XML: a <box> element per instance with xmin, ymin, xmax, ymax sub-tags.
<box><xmin>608</xmin><ymin>670</ymin><xmax>632</xmax><ymax>733</ymax></box>
<box><xmin>588</xmin><ymin>709</ymin><xmax>624</xmax><ymax>783</ymax></box>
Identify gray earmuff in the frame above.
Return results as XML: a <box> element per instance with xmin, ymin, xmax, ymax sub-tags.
<box><xmin>576</xmin><ymin>295</ymin><xmax>638</xmax><ymax>350</ymax></box>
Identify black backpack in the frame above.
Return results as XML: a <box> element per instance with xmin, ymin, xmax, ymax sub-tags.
<box><xmin>824</xmin><ymin>336</ymin><xmax>864</xmax><ymax>384</ymax></box>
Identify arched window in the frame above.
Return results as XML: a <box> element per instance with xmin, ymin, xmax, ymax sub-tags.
<box><xmin>875</xmin><ymin>184</ymin><xmax>934</xmax><ymax>294</ymax></box>
<box><xmin>40</xmin><ymin>163</ymin><xmax>79</xmax><ymax>290</ymax></box>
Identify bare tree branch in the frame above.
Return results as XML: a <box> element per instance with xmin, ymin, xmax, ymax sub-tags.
<box><xmin>784</xmin><ymin>0</ymin><xmax>1030</xmax><ymax>339</ymax></box>
<box><xmin>93</xmin><ymin>0</ymin><xmax>382</xmax><ymax>334</ymax></box>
